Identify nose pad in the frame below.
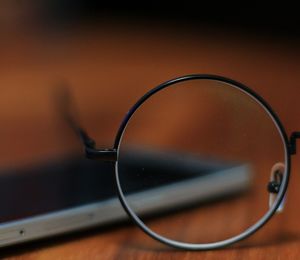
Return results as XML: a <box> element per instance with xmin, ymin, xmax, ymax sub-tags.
<box><xmin>267</xmin><ymin>162</ymin><xmax>286</xmax><ymax>213</ymax></box>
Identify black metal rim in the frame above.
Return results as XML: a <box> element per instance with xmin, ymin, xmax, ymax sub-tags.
<box><xmin>113</xmin><ymin>74</ymin><xmax>291</xmax><ymax>250</ymax></box>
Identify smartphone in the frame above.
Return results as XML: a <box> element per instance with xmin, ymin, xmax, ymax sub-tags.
<box><xmin>0</xmin><ymin>148</ymin><xmax>251</xmax><ymax>247</ymax></box>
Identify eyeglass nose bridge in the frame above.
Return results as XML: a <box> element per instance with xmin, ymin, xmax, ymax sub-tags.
<box><xmin>289</xmin><ymin>132</ymin><xmax>300</xmax><ymax>155</ymax></box>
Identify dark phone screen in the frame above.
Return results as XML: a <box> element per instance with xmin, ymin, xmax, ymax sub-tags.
<box><xmin>0</xmin><ymin>150</ymin><xmax>226</xmax><ymax>224</ymax></box>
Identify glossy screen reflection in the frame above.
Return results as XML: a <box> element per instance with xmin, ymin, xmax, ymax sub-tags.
<box><xmin>117</xmin><ymin>79</ymin><xmax>286</xmax><ymax>244</ymax></box>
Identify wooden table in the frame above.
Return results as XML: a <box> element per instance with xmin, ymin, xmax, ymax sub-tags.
<box><xmin>0</xmin><ymin>21</ymin><xmax>300</xmax><ymax>259</ymax></box>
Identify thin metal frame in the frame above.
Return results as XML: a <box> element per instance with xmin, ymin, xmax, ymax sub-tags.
<box><xmin>69</xmin><ymin>74</ymin><xmax>295</xmax><ymax>250</ymax></box>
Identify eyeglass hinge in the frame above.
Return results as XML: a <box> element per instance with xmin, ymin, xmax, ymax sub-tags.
<box><xmin>85</xmin><ymin>147</ymin><xmax>117</xmax><ymax>162</ymax></box>
<box><xmin>289</xmin><ymin>132</ymin><xmax>300</xmax><ymax>155</ymax></box>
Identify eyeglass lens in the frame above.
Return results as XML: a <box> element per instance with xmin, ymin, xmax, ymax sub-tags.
<box><xmin>117</xmin><ymin>79</ymin><xmax>287</xmax><ymax>245</ymax></box>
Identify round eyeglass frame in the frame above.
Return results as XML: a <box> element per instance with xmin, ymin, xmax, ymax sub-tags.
<box><xmin>113</xmin><ymin>74</ymin><xmax>291</xmax><ymax>250</ymax></box>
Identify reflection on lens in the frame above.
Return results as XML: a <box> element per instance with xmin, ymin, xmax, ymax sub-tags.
<box><xmin>117</xmin><ymin>78</ymin><xmax>286</xmax><ymax>245</ymax></box>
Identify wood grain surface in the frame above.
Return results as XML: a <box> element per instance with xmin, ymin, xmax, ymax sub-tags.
<box><xmin>0</xmin><ymin>21</ymin><xmax>300</xmax><ymax>259</ymax></box>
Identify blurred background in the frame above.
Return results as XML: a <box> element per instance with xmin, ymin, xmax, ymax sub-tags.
<box><xmin>0</xmin><ymin>1</ymin><xmax>299</xmax><ymax>166</ymax></box>
<box><xmin>0</xmin><ymin>0</ymin><xmax>300</xmax><ymax>250</ymax></box>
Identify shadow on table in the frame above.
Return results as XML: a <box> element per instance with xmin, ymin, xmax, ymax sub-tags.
<box><xmin>232</xmin><ymin>231</ymin><xmax>300</xmax><ymax>250</ymax></box>
<box><xmin>1</xmin><ymin>223</ymin><xmax>300</xmax><ymax>258</ymax></box>
<box><xmin>122</xmin><ymin>230</ymin><xmax>300</xmax><ymax>253</ymax></box>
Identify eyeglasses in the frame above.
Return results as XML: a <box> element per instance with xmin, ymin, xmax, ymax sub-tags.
<box><xmin>62</xmin><ymin>74</ymin><xmax>297</xmax><ymax>250</ymax></box>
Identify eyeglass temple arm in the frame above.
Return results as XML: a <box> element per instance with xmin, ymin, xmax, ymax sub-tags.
<box><xmin>290</xmin><ymin>132</ymin><xmax>300</xmax><ymax>155</ymax></box>
<box><xmin>58</xmin><ymin>86</ymin><xmax>117</xmax><ymax>162</ymax></box>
